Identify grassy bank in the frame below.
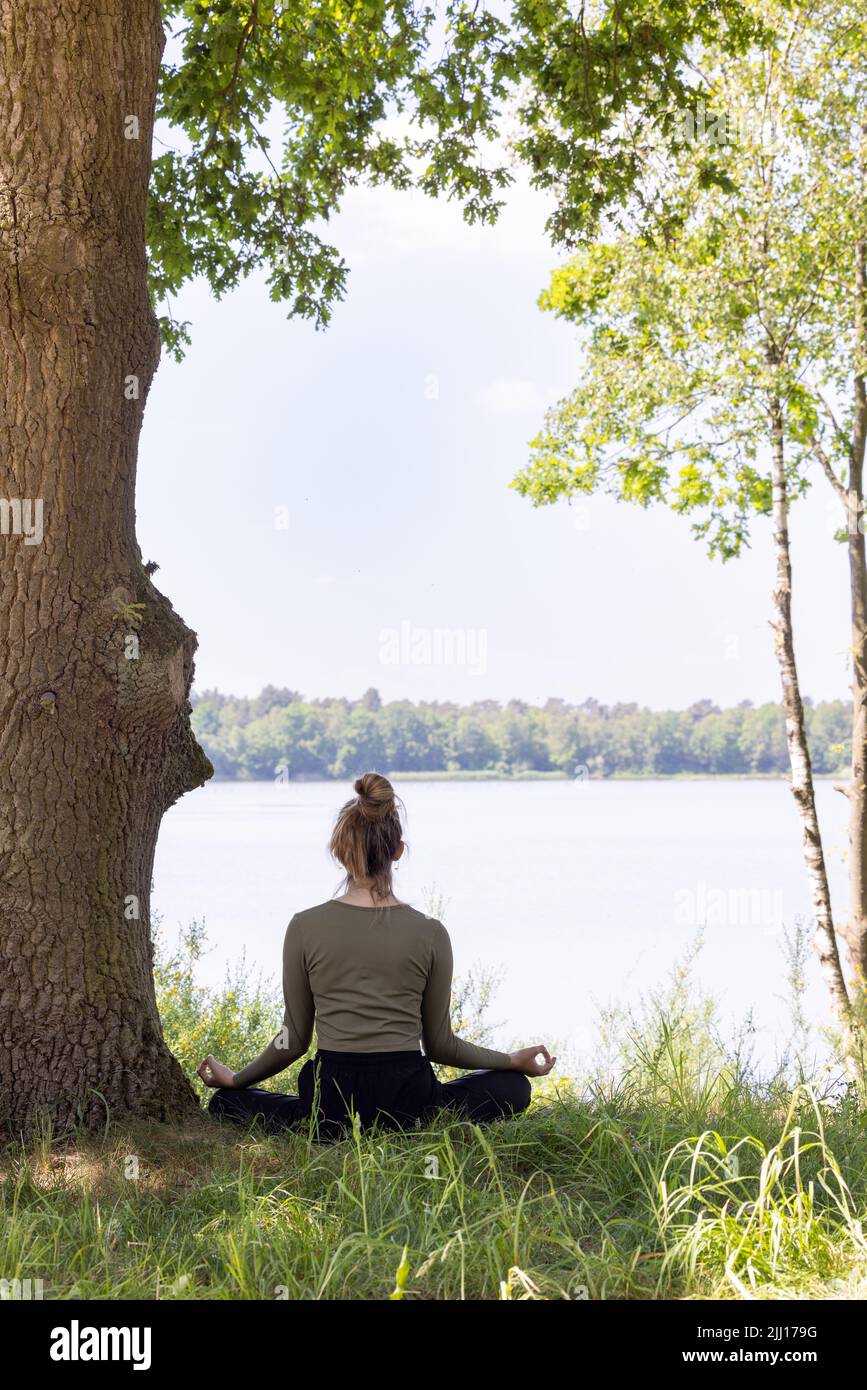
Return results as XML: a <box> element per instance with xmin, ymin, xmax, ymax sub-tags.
<box><xmin>4</xmin><ymin>1077</ymin><xmax>866</xmax><ymax>1300</ymax></box>
<box><xmin>2</xmin><ymin>928</ymin><xmax>866</xmax><ymax>1300</ymax></box>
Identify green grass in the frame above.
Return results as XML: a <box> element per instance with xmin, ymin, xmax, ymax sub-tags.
<box><xmin>3</xmin><ymin>923</ymin><xmax>867</xmax><ymax>1300</ymax></box>
<box><xmin>2</xmin><ymin>1079</ymin><xmax>867</xmax><ymax>1300</ymax></box>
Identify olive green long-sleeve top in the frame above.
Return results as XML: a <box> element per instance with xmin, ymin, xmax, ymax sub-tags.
<box><xmin>233</xmin><ymin>900</ymin><xmax>512</xmax><ymax>1087</ymax></box>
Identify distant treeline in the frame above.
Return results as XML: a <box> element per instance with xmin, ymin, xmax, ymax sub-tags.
<box><xmin>190</xmin><ymin>687</ymin><xmax>850</xmax><ymax>780</ymax></box>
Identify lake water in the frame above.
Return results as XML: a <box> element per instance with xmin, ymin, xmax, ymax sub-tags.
<box><xmin>152</xmin><ymin>778</ymin><xmax>850</xmax><ymax>1071</ymax></box>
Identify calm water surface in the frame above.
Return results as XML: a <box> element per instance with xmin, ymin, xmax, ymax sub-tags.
<box><xmin>152</xmin><ymin>779</ymin><xmax>849</xmax><ymax>1069</ymax></box>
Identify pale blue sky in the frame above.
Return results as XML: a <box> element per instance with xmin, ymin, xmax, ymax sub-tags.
<box><xmin>137</xmin><ymin>174</ymin><xmax>850</xmax><ymax>708</ymax></box>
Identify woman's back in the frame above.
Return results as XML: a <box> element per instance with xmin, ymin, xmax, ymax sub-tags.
<box><xmin>201</xmin><ymin>771</ymin><xmax>552</xmax><ymax>1129</ymax></box>
<box><xmin>296</xmin><ymin>899</ymin><xmax>438</xmax><ymax>1052</ymax></box>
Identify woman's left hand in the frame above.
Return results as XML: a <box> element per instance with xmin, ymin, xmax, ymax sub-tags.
<box><xmin>509</xmin><ymin>1045</ymin><xmax>556</xmax><ymax>1077</ymax></box>
<box><xmin>198</xmin><ymin>1054</ymin><xmax>236</xmax><ymax>1089</ymax></box>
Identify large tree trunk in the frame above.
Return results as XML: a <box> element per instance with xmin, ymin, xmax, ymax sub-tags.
<box><xmin>768</xmin><ymin>398</ymin><xmax>859</xmax><ymax>1065</ymax></box>
<box><xmin>0</xmin><ymin>1</ymin><xmax>211</xmax><ymax>1136</ymax></box>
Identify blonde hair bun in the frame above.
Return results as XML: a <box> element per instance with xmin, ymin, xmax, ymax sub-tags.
<box><xmin>353</xmin><ymin>772</ymin><xmax>395</xmax><ymax>820</ymax></box>
<box><xmin>330</xmin><ymin>772</ymin><xmax>405</xmax><ymax>902</ymax></box>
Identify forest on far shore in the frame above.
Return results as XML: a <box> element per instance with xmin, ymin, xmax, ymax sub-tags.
<box><xmin>190</xmin><ymin>686</ymin><xmax>850</xmax><ymax>781</ymax></box>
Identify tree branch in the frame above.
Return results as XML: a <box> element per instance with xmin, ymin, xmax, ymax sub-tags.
<box><xmin>810</xmin><ymin>436</ymin><xmax>847</xmax><ymax>503</ymax></box>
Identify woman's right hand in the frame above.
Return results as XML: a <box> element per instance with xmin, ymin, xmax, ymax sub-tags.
<box><xmin>509</xmin><ymin>1045</ymin><xmax>556</xmax><ymax>1076</ymax></box>
<box><xmin>198</xmin><ymin>1054</ymin><xmax>237</xmax><ymax>1089</ymax></box>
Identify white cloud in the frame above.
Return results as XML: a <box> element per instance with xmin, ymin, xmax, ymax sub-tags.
<box><xmin>340</xmin><ymin>170</ymin><xmax>557</xmax><ymax>263</ymax></box>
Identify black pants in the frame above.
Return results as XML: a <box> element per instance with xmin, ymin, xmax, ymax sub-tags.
<box><xmin>209</xmin><ymin>1049</ymin><xmax>531</xmax><ymax>1139</ymax></box>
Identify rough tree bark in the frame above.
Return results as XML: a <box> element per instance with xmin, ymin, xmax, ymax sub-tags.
<box><xmin>0</xmin><ymin>1</ymin><xmax>211</xmax><ymax>1136</ymax></box>
<box><xmin>768</xmin><ymin>396</ymin><xmax>859</xmax><ymax>1064</ymax></box>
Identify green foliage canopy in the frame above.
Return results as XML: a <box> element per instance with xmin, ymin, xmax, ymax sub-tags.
<box><xmin>153</xmin><ymin>0</ymin><xmax>764</xmax><ymax>353</ymax></box>
<box><xmin>512</xmin><ymin>0</ymin><xmax>865</xmax><ymax>558</ymax></box>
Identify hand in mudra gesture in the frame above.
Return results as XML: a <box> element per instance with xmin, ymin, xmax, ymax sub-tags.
<box><xmin>198</xmin><ymin>1054</ymin><xmax>236</xmax><ymax>1089</ymax></box>
<box><xmin>509</xmin><ymin>1045</ymin><xmax>556</xmax><ymax>1076</ymax></box>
